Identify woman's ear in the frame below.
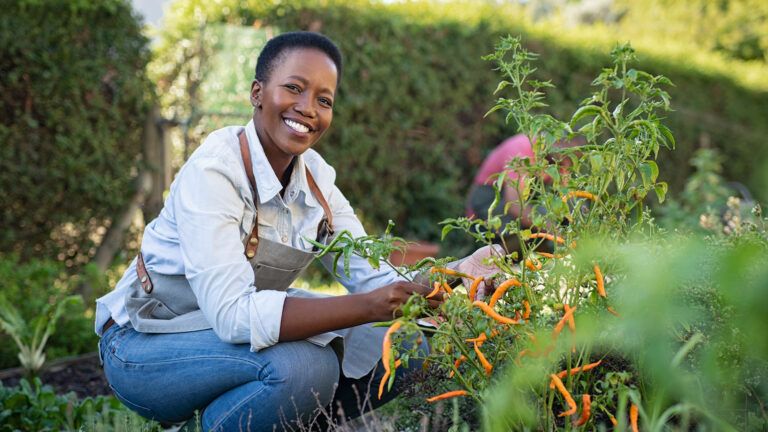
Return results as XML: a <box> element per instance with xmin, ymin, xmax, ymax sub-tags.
<box><xmin>250</xmin><ymin>80</ymin><xmax>262</xmax><ymax>109</ymax></box>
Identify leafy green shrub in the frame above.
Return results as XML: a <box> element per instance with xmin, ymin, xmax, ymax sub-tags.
<box><xmin>152</xmin><ymin>0</ymin><xmax>768</xmax><ymax>241</ymax></box>
<box><xmin>0</xmin><ymin>0</ymin><xmax>153</xmax><ymax>266</ymax></box>
<box><xmin>0</xmin><ymin>256</ymin><xmax>97</xmax><ymax>370</ymax></box>
<box><xmin>313</xmin><ymin>37</ymin><xmax>768</xmax><ymax>430</ymax></box>
<box><xmin>0</xmin><ymin>378</ymin><xmax>161</xmax><ymax>432</ymax></box>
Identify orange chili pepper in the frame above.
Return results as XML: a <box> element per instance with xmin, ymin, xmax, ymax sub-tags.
<box><xmin>553</xmin><ymin>305</ymin><xmax>577</xmax><ymax>339</ymax></box>
<box><xmin>473</xmin><ymin>301</ymin><xmax>519</xmax><ymax>325</ymax></box>
<box><xmin>448</xmin><ymin>355</ymin><xmax>467</xmax><ymax>378</ymax></box>
<box><xmin>488</xmin><ymin>278</ymin><xmax>522</xmax><ymax>307</ymax></box>
<box><xmin>430</xmin><ymin>267</ymin><xmax>471</xmax><ymax>279</ymax></box>
<box><xmin>465</xmin><ymin>333</ymin><xmax>488</xmax><ymax>344</ymax></box>
<box><xmin>377</xmin><ymin>359</ymin><xmax>403</xmax><ymax>399</ymax></box>
<box><xmin>378</xmin><ymin>321</ymin><xmax>402</xmax><ymax>399</ymax></box>
<box><xmin>606</xmin><ymin>306</ymin><xmax>620</xmax><ymax>317</ymax></box>
<box><xmin>474</xmin><ymin>342</ymin><xmax>493</xmax><ymax>375</ymax></box>
<box><xmin>573</xmin><ymin>394</ymin><xmax>591</xmax><ymax>426</ymax></box>
<box><xmin>378</xmin><ymin>371</ymin><xmax>389</xmax><ymax>399</ymax></box>
<box><xmin>630</xmin><ymin>404</ymin><xmax>639</xmax><ymax>432</ymax></box>
<box><xmin>522</xmin><ymin>300</ymin><xmax>531</xmax><ymax>320</ymax></box>
<box><xmin>564</xmin><ymin>304</ymin><xmax>576</xmax><ymax>332</ymax></box>
<box><xmin>593</xmin><ymin>264</ymin><xmax>606</xmax><ymax>297</ymax></box>
<box><xmin>525</xmin><ymin>257</ymin><xmax>542</xmax><ymax>271</ymax></box>
<box><xmin>441</xmin><ymin>281</ymin><xmax>454</xmax><ymax>295</ymax></box>
<box><xmin>529</xmin><ymin>232</ymin><xmax>566</xmax><ymax>244</ymax></box>
<box><xmin>425</xmin><ymin>281</ymin><xmax>442</xmax><ymax>299</ymax></box>
<box><xmin>562</xmin><ymin>190</ymin><xmax>598</xmax><ymax>202</ymax></box>
<box><xmin>426</xmin><ymin>390</ymin><xmax>468</xmax><ymax>403</ymax></box>
<box><xmin>550</xmin><ymin>374</ymin><xmax>578</xmax><ymax>417</ymax></box>
<box><xmin>466</xmin><ymin>329</ymin><xmax>499</xmax><ymax>345</ymax></box>
<box><xmin>537</xmin><ymin>252</ymin><xmax>564</xmax><ymax>259</ymax></box>
<box><xmin>609</xmin><ymin>414</ymin><xmax>618</xmax><ymax>426</ymax></box>
<box><xmin>549</xmin><ymin>360</ymin><xmax>602</xmax><ymax>389</ymax></box>
<box><xmin>467</xmin><ymin>276</ymin><xmax>484</xmax><ymax>300</ymax></box>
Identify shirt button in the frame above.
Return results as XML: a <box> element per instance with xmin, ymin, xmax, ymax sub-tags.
<box><xmin>282</xmin><ymin>236</ymin><xmax>288</xmax><ymax>243</ymax></box>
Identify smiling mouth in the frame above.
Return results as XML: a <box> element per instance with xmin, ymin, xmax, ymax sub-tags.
<box><xmin>284</xmin><ymin>118</ymin><xmax>312</xmax><ymax>134</ymax></box>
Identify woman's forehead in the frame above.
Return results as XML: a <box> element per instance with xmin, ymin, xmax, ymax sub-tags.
<box><xmin>271</xmin><ymin>48</ymin><xmax>338</xmax><ymax>89</ymax></box>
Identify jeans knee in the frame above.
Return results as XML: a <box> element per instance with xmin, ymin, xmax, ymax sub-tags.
<box><xmin>263</xmin><ymin>342</ymin><xmax>340</xmax><ymax>407</ymax></box>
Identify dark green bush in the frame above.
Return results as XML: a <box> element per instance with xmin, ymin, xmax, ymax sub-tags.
<box><xmin>154</xmin><ymin>0</ymin><xmax>768</xmax><ymax>242</ymax></box>
<box><xmin>0</xmin><ymin>0</ymin><xmax>153</xmax><ymax>266</ymax></box>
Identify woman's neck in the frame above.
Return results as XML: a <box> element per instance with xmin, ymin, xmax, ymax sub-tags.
<box><xmin>253</xmin><ymin>121</ymin><xmax>295</xmax><ymax>186</ymax></box>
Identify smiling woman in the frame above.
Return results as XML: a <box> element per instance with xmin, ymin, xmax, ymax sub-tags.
<box><xmin>94</xmin><ymin>31</ymin><xmax>500</xmax><ymax>431</ymax></box>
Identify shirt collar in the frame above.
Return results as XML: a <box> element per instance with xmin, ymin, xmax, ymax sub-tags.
<box><xmin>244</xmin><ymin>119</ymin><xmax>317</xmax><ymax>208</ymax></box>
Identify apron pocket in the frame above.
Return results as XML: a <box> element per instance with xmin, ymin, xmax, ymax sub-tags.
<box><xmin>253</xmin><ymin>263</ymin><xmax>303</xmax><ymax>292</ymax></box>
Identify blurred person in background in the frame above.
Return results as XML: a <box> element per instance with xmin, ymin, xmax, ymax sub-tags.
<box><xmin>466</xmin><ymin>133</ymin><xmax>584</xmax><ymax>255</ymax></box>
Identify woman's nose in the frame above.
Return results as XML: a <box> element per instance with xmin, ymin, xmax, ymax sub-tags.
<box><xmin>294</xmin><ymin>96</ymin><xmax>316</xmax><ymax>118</ymax></box>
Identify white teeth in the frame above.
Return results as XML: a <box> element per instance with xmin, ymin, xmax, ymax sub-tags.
<box><xmin>284</xmin><ymin>119</ymin><xmax>309</xmax><ymax>133</ymax></box>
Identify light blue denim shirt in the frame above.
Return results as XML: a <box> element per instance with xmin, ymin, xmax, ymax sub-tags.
<box><xmin>95</xmin><ymin>120</ymin><xmax>402</xmax><ymax>351</ymax></box>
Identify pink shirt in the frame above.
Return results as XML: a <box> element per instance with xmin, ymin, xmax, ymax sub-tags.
<box><xmin>472</xmin><ymin>134</ymin><xmax>534</xmax><ymax>186</ymax></box>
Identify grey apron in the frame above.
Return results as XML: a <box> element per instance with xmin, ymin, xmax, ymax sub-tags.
<box><xmin>124</xmin><ymin>130</ymin><xmax>386</xmax><ymax>379</ymax></box>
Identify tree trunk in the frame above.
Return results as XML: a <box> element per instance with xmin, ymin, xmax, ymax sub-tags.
<box><xmin>77</xmin><ymin>170</ymin><xmax>152</xmax><ymax>302</ymax></box>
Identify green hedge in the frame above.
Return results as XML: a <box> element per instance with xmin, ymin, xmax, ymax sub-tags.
<box><xmin>0</xmin><ymin>0</ymin><xmax>152</xmax><ymax>264</ymax></box>
<box><xmin>154</xmin><ymin>0</ymin><xmax>768</xmax><ymax>242</ymax></box>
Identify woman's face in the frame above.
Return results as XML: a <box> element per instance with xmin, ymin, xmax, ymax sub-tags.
<box><xmin>251</xmin><ymin>48</ymin><xmax>338</xmax><ymax>160</ymax></box>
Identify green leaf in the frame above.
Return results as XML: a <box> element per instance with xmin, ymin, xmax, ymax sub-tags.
<box><xmin>638</xmin><ymin>161</ymin><xmax>659</xmax><ymax>188</ymax></box>
<box><xmin>570</xmin><ymin>105</ymin><xmax>604</xmax><ymax>125</ymax></box>
<box><xmin>493</xmin><ymin>80</ymin><xmax>511</xmax><ymax>94</ymax></box>
<box><xmin>441</xmin><ymin>224</ymin><xmax>455</xmax><ymax>241</ymax></box>
<box><xmin>615</xmin><ymin>169</ymin><xmax>626</xmax><ymax>191</ymax></box>
<box><xmin>589</xmin><ymin>153</ymin><xmax>604</xmax><ymax>172</ymax></box>
<box><xmin>654</xmin><ymin>182</ymin><xmax>668</xmax><ymax>203</ymax></box>
<box><xmin>484</xmin><ymin>104</ymin><xmax>503</xmax><ymax>118</ymax></box>
<box><xmin>658</xmin><ymin>124</ymin><xmax>676</xmax><ymax>149</ymax></box>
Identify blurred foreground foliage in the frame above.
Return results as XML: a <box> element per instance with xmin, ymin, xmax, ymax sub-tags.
<box><xmin>485</xmin><ymin>228</ymin><xmax>768</xmax><ymax>431</ymax></box>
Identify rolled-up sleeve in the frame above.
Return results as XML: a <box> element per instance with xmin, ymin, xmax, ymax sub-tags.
<box><xmin>174</xmin><ymin>153</ymin><xmax>286</xmax><ymax>351</ymax></box>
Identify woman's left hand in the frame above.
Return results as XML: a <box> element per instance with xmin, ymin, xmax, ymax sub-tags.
<box><xmin>454</xmin><ymin>244</ymin><xmax>505</xmax><ymax>300</ymax></box>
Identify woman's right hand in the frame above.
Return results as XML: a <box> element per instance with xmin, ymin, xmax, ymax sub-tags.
<box><xmin>367</xmin><ymin>280</ymin><xmax>443</xmax><ymax>322</ymax></box>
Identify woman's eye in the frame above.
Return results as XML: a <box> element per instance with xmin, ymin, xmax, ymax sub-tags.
<box><xmin>284</xmin><ymin>84</ymin><xmax>301</xmax><ymax>93</ymax></box>
<box><xmin>319</xmin><ymin>97</ymin><xmax>333</xmax><ymax>108</ymax></box>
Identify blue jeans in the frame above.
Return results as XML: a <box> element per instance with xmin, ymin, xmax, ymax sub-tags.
<box><xmin>99</xmin><ymin>324</ymin><xmax>427</xmax><ymax>431</ymax></box>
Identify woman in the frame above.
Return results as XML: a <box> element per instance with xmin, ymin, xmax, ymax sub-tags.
<box><xmin>96</xmin><ymin>32</ymin><xmax>498</xmax><ymax>431</ymax></box>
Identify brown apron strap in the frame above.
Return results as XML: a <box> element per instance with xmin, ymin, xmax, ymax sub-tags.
<box><xmin>136</xmin><ymin>252</ymin><xmax>154</xmax><ymax>294</ymax></box>
<box><xmin>304</xmin><ymin>168</ymin><xmax>334</xmax><ymax>236</ymax></box>
<box><xmin>238</xmin><ymin>128</ymin><xmax>334</xmax><ymax>258</ymax></box>
<box><xmin>239</xmin><ymin>130</ymin><xmax>260</xmax><ymax>259</ymax></box>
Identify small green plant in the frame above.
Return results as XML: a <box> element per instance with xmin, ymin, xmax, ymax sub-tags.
<box><xmin>0</xmin><ymin>294</ymin><xmax>80</xmax><ymax>377</ymax></box>
<box><xmin>0</xmin><ymin>378</ymin><xmax>162</xmax><ymax>432</ymax></box>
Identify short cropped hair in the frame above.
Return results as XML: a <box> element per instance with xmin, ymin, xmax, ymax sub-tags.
<box><xmin>255</xmin><ymin>31</ymin><xmax>343</xmax><ymax>85</ymax></box>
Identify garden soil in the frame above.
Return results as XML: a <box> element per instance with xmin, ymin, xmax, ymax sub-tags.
<box><xmin>0</xmin><ymin>352</ymin><xmax>112</xmax><ymax>398</ymax></box>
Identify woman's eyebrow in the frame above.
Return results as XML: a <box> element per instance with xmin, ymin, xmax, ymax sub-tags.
<box><xmin>286</xmin><ymin>75</ymin><xmax>335</xmax><ymax>96</ymax></box>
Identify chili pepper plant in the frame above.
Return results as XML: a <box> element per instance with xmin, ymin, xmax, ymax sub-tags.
<box><xmin>313</xmin><ymin>37</ymin><xmax>766</xmax><ymax>431</ymax></box>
